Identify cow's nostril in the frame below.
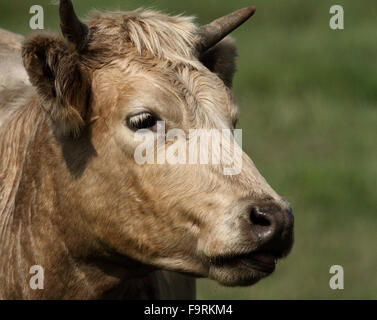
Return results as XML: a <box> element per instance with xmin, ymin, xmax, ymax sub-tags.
<box><xmin>246</xmin><ymin>201</ymin><xmax>294</xmax><ymax>257</ymax></box>
<box><xmin>249</xmin><ymin>207</ymin><xmax>271</xmax><ymax>227</ymax></box>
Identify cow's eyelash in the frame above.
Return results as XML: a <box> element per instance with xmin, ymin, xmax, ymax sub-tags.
<box><xmin>126</xmin><ymin>112</ymin><xmax>158</xmax><ymax>131</ymax></box>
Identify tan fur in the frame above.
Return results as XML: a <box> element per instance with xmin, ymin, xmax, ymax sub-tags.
<box><xmin>0</xmin><ymin>29</ymin><xmax>29</xmax><ymax>90</ymax></box>
<box><xmin>0</xmin><ymin>8</ymin><xmax>292</xmax><ymax>299</ymax></box>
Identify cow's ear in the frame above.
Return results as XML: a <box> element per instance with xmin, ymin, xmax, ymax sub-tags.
<box><xmin>22</xmin><ymin>34</ymin><xmax>91</xmax><ymax>136</ymax></box>
<box><xmin>200</xmin><ymin>36</ymin><xmax>237</xmax><ymax>88</ymax></box>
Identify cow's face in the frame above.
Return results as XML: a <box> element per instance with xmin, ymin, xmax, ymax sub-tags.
<box><xmin>22</xmin><ymin>3</ymin><xmax>293</xmax><ymax>286</ymax></box>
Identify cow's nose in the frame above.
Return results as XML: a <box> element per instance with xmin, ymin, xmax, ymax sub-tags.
<box><xmin>249</xmin><ymin>202</ymin><xmax>294</xmax><ymax>257</ymax></box>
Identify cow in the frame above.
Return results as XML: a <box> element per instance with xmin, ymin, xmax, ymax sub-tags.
<box><xmin>0</xmin><ymin>1</ymin><xmax>294</xmax><ymax>299</ymax></box>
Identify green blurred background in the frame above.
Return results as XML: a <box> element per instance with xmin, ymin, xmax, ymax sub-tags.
<box><xmin>1</xmin><ymin>0</ymin><xmax>376</xmax><ymax>299</ymax></box>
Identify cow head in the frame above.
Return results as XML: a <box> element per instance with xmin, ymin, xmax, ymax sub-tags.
<box><xmin>22</xmin><ymin>1</ymin><xmax>293</xmax><ymax>286</ymax></box>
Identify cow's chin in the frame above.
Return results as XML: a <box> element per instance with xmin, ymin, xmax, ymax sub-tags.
<box><xmin>207</xmin><ymin>252</ymin><xmax>277</xmax><ymax>286</ymax></box>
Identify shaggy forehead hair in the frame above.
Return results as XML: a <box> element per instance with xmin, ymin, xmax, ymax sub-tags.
<box><xmin>84</xmin><ymin>9</ymin><xmax>238</xmax><ymax>128</ymax></box>
<box><xmin>85</xmin><ymin>9</ymin><xmax>202</xmax><ymax>68</ymax></box>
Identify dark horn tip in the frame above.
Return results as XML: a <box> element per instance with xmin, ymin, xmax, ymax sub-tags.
<box><xmin>197</xmin><ymin>5</ymin><xmax>257</xmax><ymax>54</ymax></box>
<box><xmin>59</xmin><ymin>0</ymin><xmax>89</xmax><ymax>49</ymax></box>
<box><xmin>245</xmin><ymin>6</ymin><xmax>257</xmax><ymax>15</ymax></box>
<box><xmin>59</xmin><ymin>0</ymin><xmax>74</xmax><ymax>13</ymax></box>
<box><xmin>238</xmin><ymin>6</ymin><xmax>257</xmax><ymax>21</ymax></box>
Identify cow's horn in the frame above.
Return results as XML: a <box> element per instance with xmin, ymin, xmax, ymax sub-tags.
<box><xmin>197</xmin><ymin>6</ymin><xmax>256</xmax><ymax>53</ymax></box>
<box><xmin>59</xmin><ymin>0</ymin><xmax>88</xmax><ymax>49</ymax></box>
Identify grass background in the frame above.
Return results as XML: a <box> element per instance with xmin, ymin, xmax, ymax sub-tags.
<box><xmin>1</xmin><ymin>0</ymin><xmax>376</xmax><ymax>299</ymax></box>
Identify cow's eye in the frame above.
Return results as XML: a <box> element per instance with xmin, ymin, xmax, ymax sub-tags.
<box><xmin>126</xmin><ymin>112</ymin><xmax>158</xmax><ymax>131</ymax></box>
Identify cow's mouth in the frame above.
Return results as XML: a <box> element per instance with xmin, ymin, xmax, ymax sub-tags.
<box><xmin>239</xmin><ymin>251</ymin><xmax>276</xmax><ymax>273</ymax></box>
<box><xmin>206</xmin><ymin>251</ymin><xmax>277</xmax><ymax>286</ymax></box>
<box><xmin>214</xmin><ymin>251</ymin><xmax>276</xmax><ymax>273</ymax></box>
